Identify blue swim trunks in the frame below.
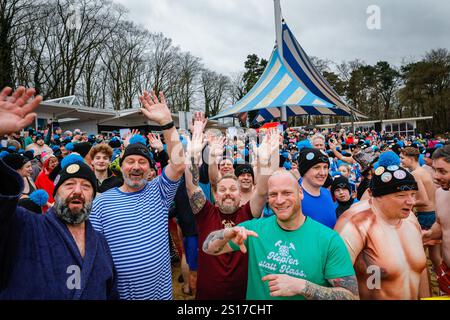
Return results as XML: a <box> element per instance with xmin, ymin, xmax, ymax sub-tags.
<box><xmin>416</xmin><ymin>211</ymin><xmax>436</xmax><ymax>230</ymax></box>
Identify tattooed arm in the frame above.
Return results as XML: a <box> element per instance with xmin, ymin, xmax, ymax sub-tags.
<box><xmin>185</xmin><ymin>117</ymin><xmax>207</xmax><ymax>214</ymax></box>
<box><xmin>262</xmin><ymin>274</ymin><xmax>359</xmax><ymax>300</ymax></box>
<box><xmin>185</xmin><ymin>157</ymin><xmax>206</xmax><ymax>214</ymax></box>
<box><xmin>203</xmin><ymin>226</ymin><xmax>259</xmax><ymax>255</ymax></box>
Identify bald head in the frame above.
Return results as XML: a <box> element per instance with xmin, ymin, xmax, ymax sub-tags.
<box><xmin>268</xmin><ymin>170</ymin><xmax>303</xmax><ymax>226</ymax></box>
<box><xmin>269</xmin><ymin>170</ymin><xmax>299</xmax><ymax>187</ymax></box>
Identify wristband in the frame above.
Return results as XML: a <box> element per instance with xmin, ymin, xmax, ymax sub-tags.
<box><xmin>159</xmin><ymin>121</ymin><xmax>175</xmax><ymax>131</ymax></box>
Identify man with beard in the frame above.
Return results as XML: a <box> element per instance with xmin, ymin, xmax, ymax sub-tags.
<box><xmin>335</xmin><ymin>156</ymin><xmax>430</xmax><ymax>299</ymax></box>
<box><xmin>423</xmin><ymin>145</ymin><xmax>450</xmax><ymax>295</ymax></box>
<box><xmin>185</xmin><ymin>126</ymin><xmax>279</xmax><ymax>300</ymax></box>
<box><xmin>89</xmin><ymin>143</ymin><xmax>122</xmax><ymax>194</ymax></box>
<box><xmin>90</xmin><ymin>90</ymin><xmax>185</xmax><ymax>300</ymax></box>
<box><xmin>234</xmin><ymin>164</ymin><xmax>255</xmax><ymax>206</ymax></box>
<box><xmin>0</xmin><ymin>85</ymin><xmax>118</xmax><ymax>299</ymax></box>
<box><xmin>202</xmin><ymin>170</ymin><xmax>358</xmax><ymax>300</ymax></box>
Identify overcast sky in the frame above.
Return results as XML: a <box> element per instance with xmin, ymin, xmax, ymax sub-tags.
<box><xmin>114</xmin><ymin>0</ymin><xmax>450</xmax><ymax>76</ymax></box>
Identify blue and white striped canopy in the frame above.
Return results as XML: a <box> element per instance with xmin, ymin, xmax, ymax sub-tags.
<box><xmin>211</xmin><ymin>21</ymin><xmax>365</xmax><ymax>120</ymax></box>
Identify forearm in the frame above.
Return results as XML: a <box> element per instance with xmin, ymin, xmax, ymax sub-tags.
<box><xmin>208</xmin><ymin>155</ymin><xmax>221</xmax><ymax>189</ymax></box>
<box><xmin>428</xmin><ymin>221</ymin><xmax>442</xmax><ymax>240</ymax></box>
<box><xmin>418</xmin><ymin>268</ymin><xmax>431</xmax><ymax>299</ymax></box>
<box><xmin>185</xmin><ymin>160</ymin><xmax>206</xmax><ymax>214</ymax></box>
<box><xmin>301</xmin><ymin>280</ymin><xmax>358</xmax><ymax>300</ymax></box>
<box><xmin>202</xmin><ymin>229</ymin><xmax>232</xmax><ymax>255</ymax></box>
<box><xmin>163</xmin><ymin>127</ymin><xmax>185</xmax><ymax>176</ymax></box>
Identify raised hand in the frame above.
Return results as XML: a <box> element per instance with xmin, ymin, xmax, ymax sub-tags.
<box><xmin>189</xmin><ymin>111</ymin><xmax>208</xmax><ymax>133</ymax></box>
<box><xmin>148</xmin><ymin>133</ymin><xmax>164</xmax><ymax>152</ymax></box>
<box><xmin>257</xmin><ymin>129</ymin><xmax>280</xmax><ymax>167</ymax></box>
<box><xmin>123</xmin><ymin>129</ymin><xmax>141</xmax><ymax>148</ymax></box>
<box><xmin>139</xmin><ymin>90</ymin><xmax>172</xmax><ymax>126</ymax></box>
<box><xmin>328</xmin><ymin>139</ymin><xmax>337</xmax><ymax>150</ymax></box>
<box><xmin>208</xmin><ymin>135</ymin><xmax>226</xmax><ymax>159</ymax></box>
<box><xmin>185</xmin><ymin>122</ymin><xmax>205</xmax><ymax>165</ymax></box>
<box><xmin>0</xmin><ymin>86</ymin><xmax>42</xmax><ymax>136</ymax></box>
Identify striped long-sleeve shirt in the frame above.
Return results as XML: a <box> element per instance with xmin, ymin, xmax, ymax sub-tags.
<box><xmin>90</xmin><ymin>170</ymin><xmax>180</xmax><ymax>300</ymax></box>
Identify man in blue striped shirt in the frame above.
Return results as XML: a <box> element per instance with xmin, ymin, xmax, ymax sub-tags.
<box><xmin>90</xmin><ymin>91</ymin><xmax>186</xmax><ymax>300</ymax></box>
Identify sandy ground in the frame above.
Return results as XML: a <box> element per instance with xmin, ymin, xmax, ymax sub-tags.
<box><xmin>172</xmin><ymin>261</ymin><xmax>195</xmax><ymax>300</ymax></box>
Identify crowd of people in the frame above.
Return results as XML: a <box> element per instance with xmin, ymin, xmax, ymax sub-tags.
<box><xmin>0</xmin><ymin>85</ymin><xmax>449</xmax><ymax>300</ymax></box>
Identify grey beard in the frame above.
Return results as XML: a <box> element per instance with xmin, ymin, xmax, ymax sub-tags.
<box><xmin>54</xmin><ymin>194</ymin><xmax>92</xmax><ymax>225</ymax></box>
<box><xmin>218</xmin><ymin>204</ymin><xmax>239</xmax><ymax>214</ymax></box>
<box><xmin>123</xmin><ymin>176</ymin><xmax>147</xmax><ymax>189</ymax></box>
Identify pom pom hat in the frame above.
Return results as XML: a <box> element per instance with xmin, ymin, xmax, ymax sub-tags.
<box><xmin>53</xmin><ymin>154</ymin><xmax>97</xmax><ymax>197</ymax></box>
<box><xmin>370</xmin><ymin>151</ymin><xmax>418</xmax><ymax>197</ymax></box>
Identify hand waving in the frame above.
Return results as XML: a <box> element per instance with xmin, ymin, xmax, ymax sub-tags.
<box><xmin>0</xmin><ymin>86</ymin><xmax>42</xmax><ymax>136</ymax></box>
<box><xmin>257</xmin><ymin>129</ymin><xmax>280</xmax><ymax>167</ymax></box>
<box><xmin>139</xmin><ymin>90</ymin><xmax>172</xmax><ymax>126</ymax></box>
<box><xmin>147</xmin><ymin>133</ymin><xmax>164</xmax><ymax>152</ymax></box>
<box><xmin>185</xmin><ymin>120</ymin><xmax>205</xmax><ymax>165</ymax></box>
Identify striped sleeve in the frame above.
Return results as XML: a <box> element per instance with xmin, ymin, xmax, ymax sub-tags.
<box><xmin>90</xmin><ymin>196</ymin><xmax>104</xmax><ymax>234</ymax></box>
<box><xmin>157</xmin><ymin>169</ymin><xmax>180</xmax><ymax>208</ymax></box>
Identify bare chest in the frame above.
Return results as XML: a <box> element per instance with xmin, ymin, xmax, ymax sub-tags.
<box><xmin>356</xmin><ymin>221</ymin><xmax>426</xmax><ymax>280</ymax></box>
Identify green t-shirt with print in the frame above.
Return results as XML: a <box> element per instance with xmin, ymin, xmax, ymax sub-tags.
<box><xmin>229</xmin><ymin>215</ymin><xmax>355</xmax><ymax>300</ymax></box>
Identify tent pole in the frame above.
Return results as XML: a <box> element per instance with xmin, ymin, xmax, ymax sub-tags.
<box><xmin>274</xmin><ymin>0</ymin><xmax>283</xmax><ymax>56</ymax></box>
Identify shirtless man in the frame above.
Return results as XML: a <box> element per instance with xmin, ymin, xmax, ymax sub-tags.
<box><xmin>335</xmin><ymin>160</ymin><xmax>430</xmax><ymax>299</ymax></box>
<box><xmin>234</xmin><ymin>164</ymin><xmax>255</xmax><ymax>206</ymax></box>
<box><xmin>400</xmin><ymin>147</ymin><xmax>436</xmax><ymax>229</ymax></box>
<box><xmin>423</xmin><ymin>145</ymin><xmax>450</xmax><ymax>295</ymax></box>
<box><xmin>401</xmin><ymin>147</ymin><xmax>442</xmax><ymax>291</ymax></box>
<box><xmin>422</xmin><ymin>148</ymin><xmax>441</xmax><ymax>188</ymax></box>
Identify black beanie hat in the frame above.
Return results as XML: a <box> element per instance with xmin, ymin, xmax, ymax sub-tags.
<box><xmin>3</xmin><ymin>153</ymin><xmax>30</xmax><ymax>170</ymax></box>
<box><xmin>120</xmin><ymin>142</ymin><xmax>153</xmax><ymax>166</ymax></box>
<box><xmin>53</xmin><ymin>154</ymin><xmax>97</xmax><ymax>197</ymax></box>
<box><xmin>370</xmin><ymin>165</ymin><xmax>417</xmax><ymax>197</ymax></box>
<box><xmin>73</xmin><ymin>142</ymin><xmax>92</xmax><ymax>158</ymax></box>
<box><xmin>331</xmin><ymin>176</ymin><xmax>352</xmax><ymax>195</ymax></box>
<box><xmin>108</xmin><ymin>137</ymin><xmax>121</xmax><ymax>149</ymax></box>
<box><xmin>235</xmin><ymin>163</ymin><xmax>255</xmax><ymax>181</ymax></box>
<box><xmin>297</xmin><ymin>148</ymin><xmax>329</xmax><ymax>176</ymax></box>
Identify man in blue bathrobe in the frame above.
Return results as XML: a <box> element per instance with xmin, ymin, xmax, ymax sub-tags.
<box><xmin>0</xmin><ymin>86</ymin><xmax>118</xmax><ymax>300</ymax></box>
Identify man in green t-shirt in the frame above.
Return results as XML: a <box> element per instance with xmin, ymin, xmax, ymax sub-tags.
<box><xmin>202</xmin><ymin>170</ymin><xmax>358</xmax><ymax>300</ymax></box>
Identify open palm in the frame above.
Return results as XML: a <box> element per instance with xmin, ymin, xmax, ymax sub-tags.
<box><xmin>0</xmin><ymin>87</ymin><xmax>42</xmax><ymax>136</ymax></box>
<box><xmin>139</xmin><ymin>90</ymin><xmax>172</xmax><ymax>125</ymax></box>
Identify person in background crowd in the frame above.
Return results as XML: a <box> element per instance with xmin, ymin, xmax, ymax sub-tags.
<box><xmin>423</xmin><ymin>145</ymin><xmax>450</xmax><ymax>295</ymax></box>
<box><xmin>298</xmin><ymin>148</ymin><xmax>336</xmax><ymax>229</ymax></box>
<box><xmin>35</xmin><ymin>153</ymin><xmax>59</xmax><ymax>205</ymax></box>
<box><xmin>2</xmin><ymin>152</ymin><xmax>36</xmax><ymax>199</ymax></box>
<box><xmin>331</xmin><ymin>176</ymin><xmax>357</xmax><ymax>219</ymax></box>
<box><xmin>89</xmin><ymin>143</ymin><xmax>123</xmax><ymax>194</ymax></box>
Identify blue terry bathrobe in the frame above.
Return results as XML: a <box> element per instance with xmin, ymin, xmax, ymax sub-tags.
<box><xmin>0</xmin><ymin>159</ymin><xmax>119</xmax><ymax>300</ymax></box>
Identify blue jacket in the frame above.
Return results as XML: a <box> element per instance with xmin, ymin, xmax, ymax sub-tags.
<box><xmin>0</xmin><ymin>159</ymin><xmax>118</xmax><ymax>300</ymax></box>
